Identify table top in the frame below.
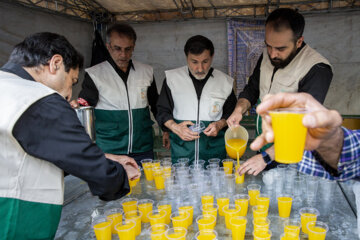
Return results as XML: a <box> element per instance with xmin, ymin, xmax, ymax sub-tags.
<box><xmin>55</xmin><ymin>169</ymin><xmax>358</xmax><ymax>240</ymax></box>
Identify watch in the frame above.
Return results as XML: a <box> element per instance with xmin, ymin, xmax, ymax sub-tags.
<box><xmin>261</xmin><ymin>151</ymin><xmax>273</xmax><ymax>165</ymax></box>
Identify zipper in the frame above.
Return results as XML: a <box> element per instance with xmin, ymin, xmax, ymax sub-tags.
<box><xmin>195</xmin><ymin>94</ymin><xmax>201</xmax><ymax>165</ymax></box>
<box><xmin>268</xmin><ymin>68</ymin><xmax>277</xmax><ymax>93</ymax></box>
<box><xmin>125</xmin><ymin>82</ymin><xmax>133</xmax><ymax>154</ymax></box>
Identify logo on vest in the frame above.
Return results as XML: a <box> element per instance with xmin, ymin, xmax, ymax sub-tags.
<box><xmin>141</xmin><ymin>88</ymin><xmax>147</xmax><ymax>100</ymax></box>
<box><xmin>212</xmin><ymin>101</ymin><xmax>221</xmax><ymax>113</ymax></box>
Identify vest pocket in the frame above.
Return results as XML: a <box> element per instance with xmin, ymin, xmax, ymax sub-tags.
<box><xmin>208</xmin><ymin>93</ymin><xmax>226</xmax><ymax>119</ymax></box>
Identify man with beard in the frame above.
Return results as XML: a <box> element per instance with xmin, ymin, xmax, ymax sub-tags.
<box><xmin>227</xmin><ymin>8</ymin><xmax>333</xmax><ymax>175</ymax></box>
<box><xmin>157</xmin><ymin>35</ymin><xmax>237</xmax><ymax>164</ymax></box>
<box><xmin>73</xmin><ymin>24</ymin><xmax>160</xmax><ymax>166</ymax></box>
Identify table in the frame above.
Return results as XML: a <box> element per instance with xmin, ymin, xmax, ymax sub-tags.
<box><xmin>55</xmin><ymin>169</ymin><xmax>358</xmax><ymax>240</ymax></box>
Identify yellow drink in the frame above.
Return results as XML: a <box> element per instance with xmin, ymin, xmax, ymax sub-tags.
<box><xmin>226</xmin><ymin>139</ymin><xmax>247</xmax><ymax>160</ymax></box>
<box><xmin>171</xmin><ymin>215</ymin><xmax>188</xmax><ymax>229</ymax></box>
<box><xmin>93</xmin><ymin>221</ymin><xmax>111</xmax><ymax>240</ymax></box>
<box><xmin>284</xmin><ymin>225</ymin><xmax>300</xmax><ymax>237</ymax></box>
<box><xmin>116</xmin><ymin>220</ymin><xmax>136</xmax><ymax>240</ymax></box>
<box><xmin>202</xmin><ymin>206</ymin><xmax>217</xmax><ymax>219</ymax></box>
<box><xmin>125</xmin><ymin>215</ymin><xmax>141</xmax><ymax>236</ymax></box>
<box><xmin>197</xmin><ymin>217</ymin><xmax>215</xmax><ymax>231</ymax></box>
<box><xmin>106</xmin><ymin>213</ymin><xmax>122</xmax><ymax>234</ymax></box>
<box><xmin>138</xmin><ymin>202</ymin><xmax>153</xmax><ymax>223</ymax></box>
<box><xmin>166</xmin><ymin>232</ymin><xmax>186</xmax><ymax>240</ymax></box>
<box><xmin>164</xmin><ymin>166</ymin><xmax>172</xmax><ymax>178</ymax></box>
<box><xmin>151</xmin><ymin>228</ymin><xmax>167</xmax><ymax>240</ymax></box>
<box><xmin>196</xmin><ymin>233</ymin><xmax>217</xmax><ymax>240</ymax></box>
<box><xmin>231</xmin><ymin>217</ymin><xmax>247</xmax><ymax>240</ymax></box>
<box><xmin>143</xmin><ymin>162</ymin><xmax>154</xmax><ymax>181</ymax></box>
<box><xmin>301</xmin><ymin>213</ymin><xmax>317</xmax><ymax>234</ymax></box>
<box><xmin>217</xmin><ymin>197</ymin><xmax>229</xmax><ymax>216</ymax></box>
<box><xmin>253</xmin><ymin>205</ymin><xmax>268</xmax><ymax>219</ymax></box>
<box><xmin>222</xmin><ymin>160</ymin><xmax>234</xmax><ymax>174</ymax></box>
<box><xmin>235</xmin><ymin>199</ymin><xmax>248</xmax><ymax>217</ymax></box>
<box><xmin>149</xmin><ymin>213</ymin><xmax>166</xmax><ymax>226</ymax></box>
<box><xmin>179</xmin><ymin>206</ymin><xmax>194</xmax><ymax>227</ymax></box>
<box><xmin>201</xmin><ymin>195</ymin><xmax>214</xmax><ymax>205</ymax></box>
<box><xmin>223</xmin><ymin>207</ymin><xmax>240</xmax><ymax>229</ymax></box>
<box><xmin>253</xmin><ymin>217</ymin><xmax>270</xmax><ymax>231</ymax></box>
<box><xmin>122</xmin><ymin>200</ymin><xmax>137</xmax><ymax>213</ymax></box>
<box><xmin>270</xmin><ymin>110</ymin><xmax>307</xmax><ymax>163</ymax></box>
<box><xmin>253</xmin><ymin>229</ymin><xmax>272</xmax><ymax>240</ymax></box>
<box><xmin>153</xmin><ymin>168</ymin><xmax>165</xmax><ymax>190</ymax></box>
<box><xmin>158</xmin><ymin>204</ymin><xmax>172</xmax><ymax>224</ymax></box>
<box><xmin>248</xmin><ymin>189</ymin><xmax>260</xmax><ymax>206</ymax></box>
<box><xmin>235</xmin><ymin>165</ymin><xmax>244</xmax><ymax>184</ymax></box>
<box><xmin>308</xmin><ymin>226</ymin><xmax>327</xmax><ymax>240</ymax></box>
<box><xmin>257</xmin><ymin>196</ymin><xmax>270</xmax><ymax>209</ymax></box>
<box><xmin>278</xmin><ymin>196</ymin><xmax>293</xmax><ymax>218</ymax></box>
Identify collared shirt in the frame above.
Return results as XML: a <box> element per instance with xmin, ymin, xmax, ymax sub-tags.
<box><xmin>156</xmin><ymin>67</ymin><xmax>237</xmax><ymax>131</ymax></box>
<box><xmin>299</xmin><ymin>127</ymin><xmax>360</xmax><ymax>181</ymax></box>
<box><xmin>1</xmin><ymin>62</ymin><xmax>130</xmax><ymax>200</ymax></box>
<box><xmin>78</xmin><ymin>58</ymin><xmax>159</xmax><ymax>117</ymax></box>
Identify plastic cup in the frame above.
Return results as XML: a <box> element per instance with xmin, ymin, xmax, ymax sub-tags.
<box><xmin>138</xmin><ymin>199</ymin><xmax>154</xmax><ymax>223</ymax></box>
<box><xmin>224</xmin><ymin>173</ymin><xmax>236</xmax><ymax>193</ymax></box>
<box><xmin>269</xmin><ymin>108</ymin><xmax>307</xmax><ymax>163</ymax></box>
<box><xmin>124</xmin><ymin>210</ymin><xmax>142</xmax><ymax>236</ymax></box>
<box><xmin>216</xmin><ymin>192</ymin><xmax>230</xmax><ymax>216</ymax></box>
<box><xmin>306</xmin><ymin>176</ymin><xmax>319</xmax><ymax>205</ymax></box>
<box><xmin>178</xmin><ymin>203</ymin><xmax>194</xmax><ymax>227</ymax></box>
<box><xmin>280</xmin><ymin>232</ymin><xmax>300</xmax><ymax>240</ymax></box>
<box><xmin>253</xmin><ymin>229</ymin><xmax>272</xmax><ymax>240</ymax></box>
<box><xmin>189</xmin><ymin>121</ymin><xmax>205</xmax><ymax>133</ymax></box>
<box><xmin>162</xmin><ymin>162</ymin><xmax>173</xmax><ymax>179</ymax></box>
<box><xmin>233</xmin><ymin>194</ymin><xmax>249</xmax><ymax>217</ymax></box>
<box><xmin>141</xmin><ymin>159</ymin><xmax>154</xmax><ymax>181</ymax></box>
<box><xmin>252</xmin><ymin>205</ymin><xmax>268</xmax><ymax>220</ymax></box>
<box><xmin>223</xmin><ymin>204</ymin><xmax>241</xmax><ymax>229</ymax></box>
<box><xmin>208</xmin><ymin>158</ymin><xmax>221</xmax><ymax>166</ymax></box>
<box><xmin>247</xmin><ymin>184</ymin><xmax>261</xmax><ymax>206</ymax></box>
<box><xmin>278</xmin><ymin>194</ymin><xmax>293</xmax><ymax>218</ymax></box>
<box><xmin>153</xmin><ymin>166</ymin><xmax>165</xmax><ymax>190</ymax></box>
<box><xmin>105</xmin><ymin>208</ymin><xmax>123</xmax><ymax>234</ymax></box>
<box><xmin>171</xmin><ymin>211</ymin><xmax>190</xmax><ymax>229</ymax></box>
<box><xmin>165</xmin><ymin>227</ymin><xmax>187</xmax><ymax>240</ymax></box>
<box><xmin>253</xmin><ymin>217</ymin><xmax>271</xmax><ymax>232</ymax></box>
<box><xmin>121</xmin><ymin>198</ymin><xmax>138</xmax><ymax>214</ymax></box>
<box><xmin>157</xmin><ymin>200</ymin><xmax>172</xmax><ymax>225</ymax></box>
<box><xmin>202</xmin><ymin>203</ymin><xmax>218</xmax><ymax>220</ymax></box>
<box><xmin>148</xmin><ymin>209</ymin><xmax>167</xmax><ymax>226</ymax></box>
<box><xmin>92</xmin><ymin>216</ymin><xmax>112</xmax><ymax>240</ymax></box>
<box><xmin>196</xmin><ymin>214</ymin><xmax>216</xmax><ymax>231</ymax></box>
<box><xmin>148</xmin><ymin>223</ymin><xmax>169</xmax><ymax>240</ymax></box>
<box><xmin>195</xmin><ymin>229</ymin><xmax>218</xmax><ymax>240</ymax></box>
<box><xmin>201</xmin><ymin>193</ymin><xmax>214</xmax><ymax>206</ymax></box>
<box><xmin>235</xmin><ymin>164</ymin><xmax>245</xmax><ymax>184</ymax></box>
<box><xmin>307</xmin><ymin>221</ymin><xmax>329</xmax><ymax>240</ymax></box>
<box><xmin>224</xmin><ymin>126</ymin><xmax>249</xmax><ymax>161</ymax></box>
<box><xmin>222</xmin><ymin>159</ymin><xmax>234</xmax><ymax>174</ymax></box>
<box><xmin>283</xmin><ymin>218</ymin><xmax>301</xmax><ymax>238</ymax></box>
<box><xmin>230</xmin><ymin>216</ymin><xmax>247</xmax><ymax>240</ymax></box>
<box><xmin>299</xmin><ymin>207</ymin><xmax>320</xmax><ymax>234</ymax></box>
<box><xmin>256</xmin><ymin>193</ymin><xmax>270</xmax><ymax>209</ymax></box>
<box><xmin>115</xmin><ymin>219</ymin><xmax>136</xmax><ymax>240</ymax></box>
<box><xmin>177</xmin><ymin>158</ymin><xmax>190</xmax><ymax>166</ymax></box>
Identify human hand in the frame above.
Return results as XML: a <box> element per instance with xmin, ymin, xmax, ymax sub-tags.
<box><xmin>203</xmin><ymin>121</ymin><xmax>222</xmax><ymax>137</ymax></box>
<box><xmin>237</xmin><ymin>154</ymin><xmax>267</xmax><ymax>176</ymax></box>
<box><xmin>162</xmin><ymin>131</ymin><xmax>170</xmax><ymax>149</ymax></box>
<box><xmin>69</xmin><ymin>100</ymin><xmax>79</xmax><ymax>108</ymax></box>
<box><xmin>250</xmin><ymin>92</ymin><xmax>343</xmax><ymax>152</ymax></box>
<box><xmin>171</xmin><ymin>121</ymin><xmax>200</xmax><ymax>141</ymax></box>
<box><xmin>105</xmin><ymin>154</ymin><xmax>140</xmax><ymax>180</ymax></box>
<box><xmin>226</xmin><ymin>111</ymin><xmax>243</xmax><ymax>129</ymax></box>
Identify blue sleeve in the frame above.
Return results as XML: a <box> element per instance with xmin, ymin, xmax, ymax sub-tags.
<box><xmin>12</xmin><ymin>93</ymin><xmax>130</xmax><ymax>200</ymax></box>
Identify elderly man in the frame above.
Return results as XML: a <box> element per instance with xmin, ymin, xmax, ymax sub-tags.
<box><xmin>0</xmin><ymin>32</ymin><xmax>140</xmax><ymax>239</ymax></box>
<box><xmin>227</xmin><ymin>8</ymin><xmax>333</xmax><ymax>175</ymax></box>
<box><xmin>157</xmin><ymin>35</ymin><xmax>237</xmax><ymax>164</ymax></box>
<box><xmin>75</xmin><ymin>24</ymin><xmax>160</xmax><ymax>165</ymax></box>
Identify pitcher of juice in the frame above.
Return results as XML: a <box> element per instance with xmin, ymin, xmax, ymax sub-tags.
<box><xmin>225</xmin><ymin>126</ymin><xmax>248</xmax><ymax>167</ymax></box>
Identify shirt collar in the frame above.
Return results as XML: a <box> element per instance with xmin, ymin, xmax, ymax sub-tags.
<box><xmin>0</xmin><ymin>62</ymin><xmax>35</xmax><ymax>81</ymax></box>
<box><xmin>107</xmin><ymin>57</ymin><xmax>135</xmax><ymax>72</ymax></box>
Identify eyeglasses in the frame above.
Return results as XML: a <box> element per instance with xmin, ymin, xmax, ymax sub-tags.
<box><xmin>109</xmin><ymin>44</ymin><xmax>134</xmax><ymax>54</ymax></box>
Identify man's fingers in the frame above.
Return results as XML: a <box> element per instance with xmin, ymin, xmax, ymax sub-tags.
<box><xmin>303</xmin><ymin>110</ymin><xmax>342</xmax><ymax>129</ymax></box>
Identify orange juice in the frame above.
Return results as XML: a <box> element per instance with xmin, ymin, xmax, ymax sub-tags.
<box><xmin>122</xmin><ymin>200</ymin><xmax>137</xmax><ymax>213</ymax></box>
<box><xmin>222</xmin><ymin>160</ymin><xmax>234</xmax><ymax>174</ymax></box>
<box><xmin>179</xmin><ymin>206</ymin><xmax>194</xmax><ymax>227</ymax></box>
<box><xmin>248</xmin><ymin>189</ymin><xmax>260</xmax><ymax>206</ymax></box>
<box><xmin>143</xmin><ymin>162</ymin><xmax>154</xmax><ymax>181</ymax></box>
<box><xmin>252</xmin><ymin>205</ymin><xmax>268</xmax><ymax>219</ymax></box>
<box><xmin>171</xmin><ymin>215</ymin><xmax>188</xmax><ymax>229</ymax></box>
<box><xmin>308</xmin><ymin>226</ymin><xmax>327</xmax><ymax>240</ymax></box>
<box><xmin>116</xmin><ymin>220</ymin><xmax>136</xmax><ymax>240</ymax></box>
<box><xmin>106</xmin><ymin>213</ymin><xmax>122</xmax><ymax>234</ymax></box>
<box><xmin>201</xmin><ymin>195</ymin><xmax>214</xmax><ymax>205</ymax></box>
<box><xmin>196</xmin><ymin>232</ymin><xmax>217</xmax><ymax>240</ymax></box>
<box><xmin>93</xmin><ymin>221</ymin><xmax>112</xmax><ymax>240</ymax></box>
<box><xmin>256</xmin><ymin>195</ymin><xmax>270</xmax><ymax>209</ymax></box>
<box><xmin>166</xmin><ymin>232</ymin><xmax>186</xmax><ymax>240</ymax></box>
<box><xmin>202</xmin><ymin>205</ymin><xmax>218</xmax><ymax>219</ymax></box>
<box><xmin>278</xmin><ymin>196</ymin><xmax>293</xmax><ymax>218</ymax></box>
<box><xmin>284</xmin><ymin>225</ymin><xmax>300</xmax><ymax>237</ymax></box>
<box><xmin>230</xmin><ymin>216</ymin><xmax>247</xmax><ymax>240</ymax></box>
<box><xmin>158</xmin><ymin>204</ymin><xmax>172</xmax><ymax>224</ymax></box>
<box><xmin>226</xmin><ymin>139</ymin><xmax>247</xmax><ymax>160</ymax></box>
<box><xmin>301</xmin><ymin>213</ymin><xmax>317</xmax><ymax>234</ymax></box>
<box><xmin>125</xmin><ymin>214</ymin><xmax>141</xmax><ymax>236</ymax></box>
<box><xmin>235</xmin><ymin>165</ymin><xmax>244</xmax><ymax>184</ymax></box>
<box><xmin>223</xmin><ymin>206</ymin><xmax>240</xmax><ymax>229</ymax></box>
<box><xmin>270</xmin><ymin>110</ymin><xmax>307</xmax><ymax>163</ymax></box>
<box><xmin>138</xmin><ymin>202</ymin><xmax>153</xmax><ymax>223</ymax></box>
<box><xmin>153</xmin><ymin>168</ymin><xmax>165</xmax><ymax>190</ymax></box>
<box><xmin>235</xmin><ymin>199</ymin><xmax>248</xmax><ymax>217</ymax></box>
<box><xmin>151</xmin><ymin>228</ymin><xmax>167</xmax><ymax>240</ymax></box>
<box><xmin>253</xmin><ymin>229</ymin><xmax>272</xmax><ymax>240</ymax></box>
<box><xmin>164</xmin><ymin>166</ymin><xmax>172</xmax><ymax>178</ymax></box>
<box><xmin>253</xmin><ymin>217</ymin><xmax>270</xmax><ymax>231</ymax></box>
<box><xmin>197</xmin><ymin>216</ymin><xmax>216</xmax><ymax>231</ymax></box>
<box><xmin>149</xmin><ymin>211</ymin><xmax>166</xmax><ymax>226</ymax></box>
<box><xmin>217</xmin><ymin>197</ymin><xmax>229</xmax><ymax>216</ymax></box>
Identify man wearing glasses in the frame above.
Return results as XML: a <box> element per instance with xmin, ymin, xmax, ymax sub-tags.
<box><xmin>75</xmin><ymin>24</ymin><xmax>160</xmax><ymax>166</ymax></box>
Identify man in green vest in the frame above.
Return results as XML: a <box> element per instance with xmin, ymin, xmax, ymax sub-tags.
<box><xmin>227</xmin><ymin>8</ymin><xmax>333</xmax><ymax>175</ymax></box>
<box><xmin>157</xmin><ymin>35</ymin><xmax>237</xmax><ymax>164</ymax></box>
<box><xmin>74</xmin><ymin>24</ymin><xmax>161</xmax><ymax>166</ymax></box>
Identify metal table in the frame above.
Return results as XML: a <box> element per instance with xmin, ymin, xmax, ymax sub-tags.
<box><xmin>55</xmin><ymin>170</ymin><xmax>358</xmax><ymax>240</ymax></box>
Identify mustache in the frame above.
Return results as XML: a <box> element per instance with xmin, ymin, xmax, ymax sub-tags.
<box><xmin>195</xmin><ymin>71</ymin><xmax>205</xmax><ymax>75</ymax></box>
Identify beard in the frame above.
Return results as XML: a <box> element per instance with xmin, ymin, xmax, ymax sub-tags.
<box><xmin>270</xmin><ymin>47</ymin><xmax>298</xmax><ymax>69</ymax></box>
